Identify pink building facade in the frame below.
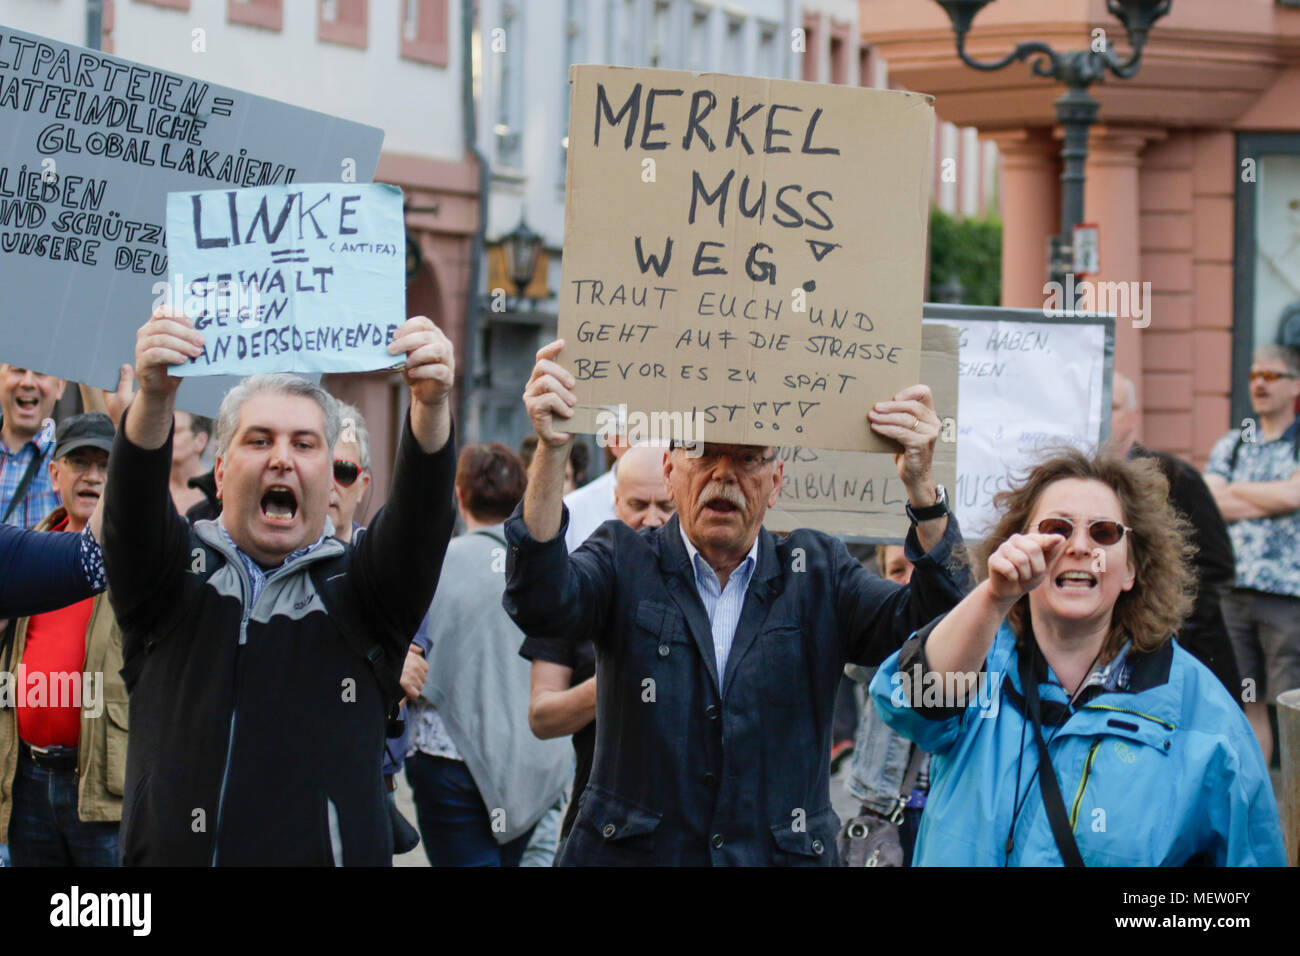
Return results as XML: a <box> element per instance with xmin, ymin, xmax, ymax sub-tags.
<box><xmin>864</xmin><ymin>0</ymin><xmax>1300</xmax><ymax>465</ymax></box>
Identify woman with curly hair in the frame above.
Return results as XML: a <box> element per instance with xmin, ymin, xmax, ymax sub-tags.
<box><xmin>870</xmin><ymin>449</ymin><xmax>1284</xmax><ymax>866</ymax></box>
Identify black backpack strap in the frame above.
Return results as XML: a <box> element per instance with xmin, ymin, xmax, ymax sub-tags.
<box><xmin>2</xmin><ymin>447</ymin><xmax>46</xmax><ymax>525</ymax></box>
<box><xmin>1020</xmin><ymin>643</ymin><xmax>1086</xmax><ymax>868</ymax></box>
<box><xmin>1229</xmin><ymin>425</ymin><xmax>1300</xmax><ymax>473</ymax></box>
<box><xmin>308</xmin><ymin>556</ymin><xmax>404</xmax><ymax>713</ymax></box>
<box><xmin>471</xmin><ymin>529</ymin><xmax>508</xmax><ymax>548</ymax></box>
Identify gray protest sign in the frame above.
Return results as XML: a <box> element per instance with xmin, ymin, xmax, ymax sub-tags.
<box><xmin>0</xmin><ymin>26</ymin><xmax>383</xmax><ymax>413</ymax></box>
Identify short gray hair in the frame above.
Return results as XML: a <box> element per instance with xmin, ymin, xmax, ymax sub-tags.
<box><xmin>334</xmin><ymin>401</ymin><xmax>371</xmax><ymax>471</ymax></box>
<box><xmin>214</xmin><ymin>374</ymin><xmax>340</xmax><ymax>458</ymax></box>
<box><xmin>1256</xmin><ymin>345</ymin><xmax>1300</xmax><ymax>379</ymax></box>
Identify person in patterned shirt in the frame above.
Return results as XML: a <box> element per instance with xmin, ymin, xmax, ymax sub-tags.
<box><xmin>0</xmin><ymin>365</ymin><xmax>65</xmax><ymax>529</ymax></box>
<box><xmin>1204</xmin><ymin>345</ymin><xmax>1300</xmax><ymax>764</ymax></box>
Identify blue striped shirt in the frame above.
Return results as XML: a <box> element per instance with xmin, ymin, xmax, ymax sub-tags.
<box><xmin>679</xmin><ymin>525</ymin><xmax>759</xmax><ymax>684</ymax></box>
<box><xmin>0</xmin><ymin>421</ymin><xmax>59</xmax><ymax>529</ymax></box>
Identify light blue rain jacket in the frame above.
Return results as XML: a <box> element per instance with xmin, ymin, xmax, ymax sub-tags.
<box><xmin>870</xmin><ymin>622</ymin><xmax>1286</xmax><ymax>866</ymax></box>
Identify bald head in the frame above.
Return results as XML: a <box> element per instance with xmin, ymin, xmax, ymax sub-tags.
<box><xmin>614</xmin><ymin>444</ymin><xmax>675</xmax><ymax>530</ymax></box>
<box><xmin>1110</xmin><ymin>371</ymin><xmax>1139</xmax><ymax>457</ymax></box>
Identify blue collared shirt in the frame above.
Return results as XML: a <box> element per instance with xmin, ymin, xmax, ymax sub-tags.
<box><xmin>0</xmin><ymin>419</ymin><xmax>59</xmax><ymax>529</ymax></box>
<box><xmin>679</xmin><ymin>525</ymin><xmax>760</xmax><ymax>683</ymax></box>
<box><xmin>216</xmin><ymin>520</ymin><xmax>331</xmax><ymax>605</ymax></box>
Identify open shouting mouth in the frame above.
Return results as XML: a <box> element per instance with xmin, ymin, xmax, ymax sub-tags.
<box><xmin>1055</xmin><ymin>570</ymin><xmax>1097</xmax><ymax>590</ymax></box>
<box><xmin>260</xmin><ymin>485</ymin><xmax>298</xmax><ymax>525</ymax></box>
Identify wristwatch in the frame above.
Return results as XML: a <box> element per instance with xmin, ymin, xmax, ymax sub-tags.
<box><xmin>905</xmin><ymin>484</ymin><xmax>948</xmax><ymax>524</ymax></box>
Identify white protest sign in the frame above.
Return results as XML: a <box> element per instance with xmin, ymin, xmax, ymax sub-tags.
<box><xmin>926</xmin><ymin>306</ymin><xmax>1115</xmax><ymax>541</ymax></box>
<box><xmin>166</xmin><ymin>183</ymin><xmax>405</xmax><ymax>376</ymax></box>
<box><xmin>0</xmin><ymin>26</ymin><xmax>383</xmax><ymax>413</ymax></box>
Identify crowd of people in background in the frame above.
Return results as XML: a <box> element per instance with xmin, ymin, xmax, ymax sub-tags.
<box><xmin>0</xmin><ymin>315</ymin><xmax>1289</xmax><ymax>866</ymax></box>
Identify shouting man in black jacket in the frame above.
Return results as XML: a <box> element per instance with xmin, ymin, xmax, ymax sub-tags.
<box><xmin>102</xmin><ymin>308</ymin><xmax>457</xmax><ymax>865</ymax></box>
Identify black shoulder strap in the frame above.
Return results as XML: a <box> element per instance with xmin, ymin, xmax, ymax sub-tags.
<box><xmin>1020</xmin><ymin>643</ymin><xmax>1086</xmax><ymax>868</ymax></box>
<box><xmin>2</xmin><ymin>447</ymin><xmax>46</xmax><ymax>525</ymax></box>
<box><xmin>308</xmin><ymin>555</ymin><xmax>404</xmax><ymax>711</ymax></box>
<box><xmin>1228</xmin><ymin>425</ymin><xmax>1300</xmax><ymax>473</ymax></box>
<box><xmin>887</xmin><ymin>745</ymin><xmax>926</xmax><ymax>822</ymax></box>
<box><xmin>899</xmin><ymin>746</ymin><xmax>925</xmax><ymax>802</ymax></box>
<box><xmin>472</xmin><ymin>529</ymin><xmax>508</xmax><ymax>549</ymax></box>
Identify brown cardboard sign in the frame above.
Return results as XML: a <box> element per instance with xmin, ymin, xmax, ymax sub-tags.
<box><xmin>559</xmin><ymin>65</ymin><xmax>934</xmax><ymax>452</ymax></box>
<box><xmin>765</xmin><ymin>323</ymin><xmax>959</xmax><ymax>540</ymax></box>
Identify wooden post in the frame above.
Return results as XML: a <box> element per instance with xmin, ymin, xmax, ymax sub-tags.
<box><xmin>1279</xmin><ymin>688</ymin><xmax>1300</xmax><ymax>867</ymax></box>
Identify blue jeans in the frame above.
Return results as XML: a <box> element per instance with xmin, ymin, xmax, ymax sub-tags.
<box><xmin>846</xmin><ymin>675</ymin><xmax>923</xmax><ymax>817</ymax></box>
<box><xmin>9</xmin><ymin>752</ymin><xmax>120</xmax><ymax>867</ymax></box>
<box><xmin>519</xmin><ymin>797</ymin><xmax>564</xmax><ymax>867</ymax></box>
<box><xmin>406</xmin><ymin>753</ymin><xmax>535</xmax><ymax>867</ymax></box>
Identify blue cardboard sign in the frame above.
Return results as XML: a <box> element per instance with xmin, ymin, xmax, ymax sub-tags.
<box><xmin>166</xmin><ymin>183</ymin><xmax>405</xmax><ymax>376</ymax></box>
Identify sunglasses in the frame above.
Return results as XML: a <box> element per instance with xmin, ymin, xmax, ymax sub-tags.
<box><xmin>1249</xmin><ymin>370</ymin><xmax>1296</xmax><ymax>384</ymax></box>
<box><xmin>333</xmin><ymin>460</ymin><xmax>362</xmax><ymax>486</ymax></box>
<box><xmin>1036</xmin><ymin>517</ymin><xmax>1129</xmax><ymax>546</ymax></box>
<box><xmin>688</xmin><ymin>445</ymin><xmax>777</xmax><ymax>474</ymax></box>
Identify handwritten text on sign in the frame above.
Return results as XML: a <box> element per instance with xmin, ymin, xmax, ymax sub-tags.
<box><xmin>166</xmin><ymin>183</ymin><xmax>405</xmax><ymax>376</ymax></box>
<box><xmin>937</xmin><ymin>316</ymin><xmax>1110</xmax><ymax>540</ymax></box>
<box><xmin>558</xmin><ymin>66</ymin><xmax>934</xmax><ymax>452</ymax></box>
<box><xmin>0</xmin><ymin>25</ymin><xmax>383</xmax><ymax>413</ymax></box>
<box><xmin>765</xmin><ymin>323</ymin><xmax>960</xmax><ymax>540</ymax></box>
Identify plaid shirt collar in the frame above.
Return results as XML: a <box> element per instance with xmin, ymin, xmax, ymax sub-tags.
<box><xmin>1079</xmin><ymin>639</ymin><xmax>1134</xmax><ymax>694</ymax></box>
<box><xmin>0</xmin><ymin>415</ymin><xmax>56</xmax><ymax>458</ymax></box>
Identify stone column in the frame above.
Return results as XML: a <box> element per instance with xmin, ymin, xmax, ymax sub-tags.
<box><xmin>986</xmin><ymin>129</ymin><xmax>1059</xmax><ymax>308</ymax></box>
<box><xmin>1081</xmin><ymin>126</ymin><xmax>1164</xmax><ymax>393</ymax></box>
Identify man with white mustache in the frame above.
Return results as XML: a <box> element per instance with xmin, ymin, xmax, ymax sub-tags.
<box><xmin>504</xmin><ymin>340</ymin><xmax>972</xmax><ymax>866</ymax></box>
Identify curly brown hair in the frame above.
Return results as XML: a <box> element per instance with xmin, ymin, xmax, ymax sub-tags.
<box><xmin>974</xmin><ymin>448</ymin><xmax>1196</xmax><ymax>659</ymax></box>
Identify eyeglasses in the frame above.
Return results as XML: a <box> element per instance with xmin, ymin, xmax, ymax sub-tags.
<box><xmin>58</xmin><ymin>454</ymin><xmax>108</xmax><ymax>476</ymax></box>
<box><xmin>688</xmin><ymin>445</ymin><xmax>777</xmax><ymax>474</ymax></box>
<box><xmin>333</xmin><ymin>460</ymin><xmax>362</xmax><ymax>486</ymax></box>
<box><xmin>1036</xmin><ymin>517</ymin><xmax>1129</xmax><ymax>546</ymax></box>
<box><xmin>1249</xmin><ymin>370</ymin><xmax>1296</xmax><ymax>384</ymax></box>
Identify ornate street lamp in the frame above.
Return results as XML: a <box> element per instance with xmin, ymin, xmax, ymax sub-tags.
<box><xmin>502</xmin><ymin>217</ymin><xmax>543</xmax><ymax>294</ymax></box>
<box><xmin>934</xmin><ymin>0</ymin><xmax>1172</xmax><ymax>292</ymax></box>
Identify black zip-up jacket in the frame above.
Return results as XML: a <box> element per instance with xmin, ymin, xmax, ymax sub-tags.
<box><xmin>103</xmin><ymin>412</ymin><xmax>456</xmax><ymax>865</ymax></box>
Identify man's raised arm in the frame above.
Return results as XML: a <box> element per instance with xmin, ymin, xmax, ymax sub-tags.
<box><xmin>349</xmin><ymin>316</ymin><xmax>458</xmax><ymax>647</ymax></box>
<box><xmin>503</xmin><ymin>339</ymin><xmax>614</xmax><ymax>645</ymax></box>
<box><xmin>103</xmin><ymin>309</ymin><xmax>205</xmax><ymax>634</ymax></box>
<box><xmin>123</xmin><ymin>309</ymin><xmax>203</xmax><ymax>449</ymax></box>
<box><xmin>521</xmin><ymin>339</ymin><xmax>575</xmax><ymax>543</ymax></box>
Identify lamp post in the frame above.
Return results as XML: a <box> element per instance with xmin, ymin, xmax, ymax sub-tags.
<box><xmin>934</xmin><ymin>0</ymin><xmax>1172</xmax><ymax>293</ymax></box>
<box><xmin>502</xmin><ymin>217</ymin><xmax>543</xmax><ymax>299</ymax></box>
